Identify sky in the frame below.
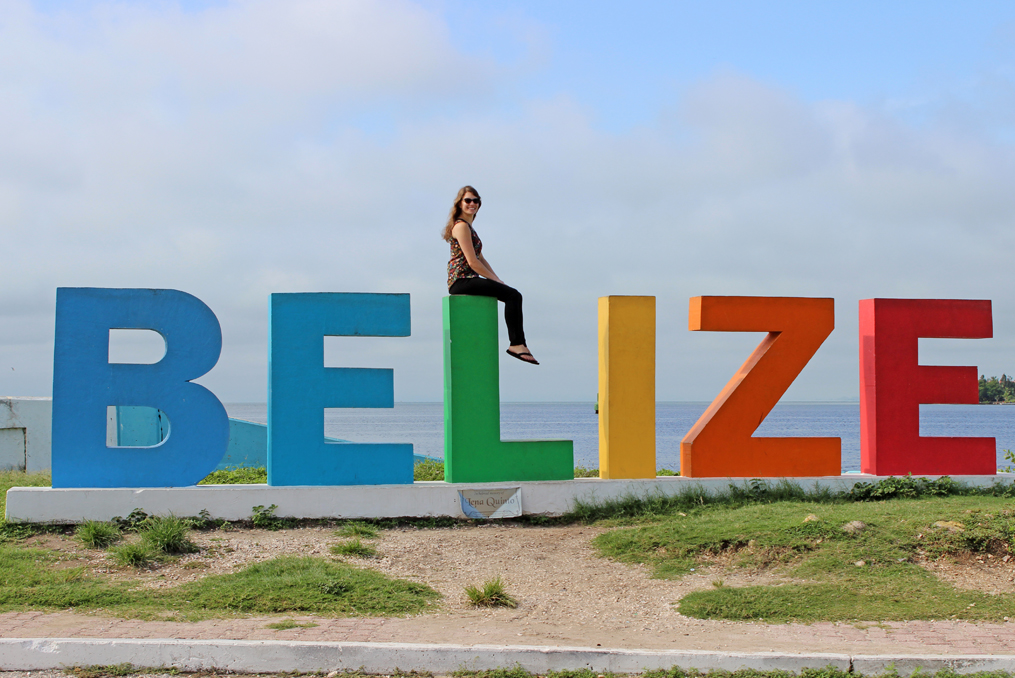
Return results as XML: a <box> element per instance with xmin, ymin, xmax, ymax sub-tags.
<box><xmin>2</xmin><ymin>0</ymin><xmax>1015</xmax><ymax>404</ymax></box>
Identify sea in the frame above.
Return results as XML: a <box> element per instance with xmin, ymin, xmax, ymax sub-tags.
<box><xmin>224</xmin><ymin>402</ymin><xmax>1015</xmax><ymax>473</ymax></box>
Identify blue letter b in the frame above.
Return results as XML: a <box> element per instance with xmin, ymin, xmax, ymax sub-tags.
<box><xmin>52</xmin><ymin>288</ymin><xmax>228</xmax><ymax>488</ymax></box>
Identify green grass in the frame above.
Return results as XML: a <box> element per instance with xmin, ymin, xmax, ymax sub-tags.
<box><xmin>453</xmin><ymin>668</ymin><xmax>532</xmax><ymax>678</ymax></box>
<box><xmin>414</xmin><ymin>458</ymin><xmax>446</xmax><ymax>481</ymax></box>
<box><xmin>0</xmin><ymin>545</ymin><xmax>134</xmax><ymax>609</ymax></box>
<box><xmin>265</xmin><ymin>618</ymin><xmax>319</xmax><ymax>629</ymax></box>
<box><xmin>138</xmin><ymin>515</ymin><xmax>197</xmax><ymax>554</ymax></box>
<box><xmin>592</xmin><ymin>494</ymin><xmax>1015</xmax><ymax>622</ymax></box>
<box><xmin>0</xmin><ymin>469</ymin><xmax>50</xmax><ymax>525</ymax></box>
<box><xmin>0</xmin><ymin>471</ymin><xmax>54</xmax><ymax>544</ymax></box>
<box><xmin>336</xmin><ymin>521</ymin><xmax>380</xmax><ymax>538</ymax></box>
<box><xmin>562</xmin><ymin>476</ymin><xmax>1014</xmax><ymax>524</ymax></box>
<box><xmin>199</xmin><ymin>466</ymin><xmax>267</xmax><ymax>484</ymax></box>
<box><xmin>76</xmin><ymin>521</ymin><xmax>121</xmax><ymax>549</ymax></box>
<box><xmin>331</xmin><ymin>538</ymin><xmax>378</xmax><ymax>558</ymax></box>
<box><xmin>108</xmin><ymin>542</ymin><xmax>155</xmax><ymax>568</ymax></box>
<box><xmin>464</xmin><ymin>576</ymin><xmax>518</xmax><ymax>608</ymax></box>
<box><xmin>0</xmin><ymin>545</ymin><xmax>438</xmax><ymax>618</ymax></box>
<box><xmin>160</xmin><ymin>555</ymin><xmax>437</xmax><ymax>617</ymax></box>
<box><xmin>64</xmin><ymin>663</ymin><xmax>178</xmax><ymax>678</ymax></box>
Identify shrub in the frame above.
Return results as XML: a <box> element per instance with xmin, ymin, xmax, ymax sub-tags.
<box><xmin>76</xmin><ymin>521</ymin><xmax>121</xmax><ymax>549</ymax></box>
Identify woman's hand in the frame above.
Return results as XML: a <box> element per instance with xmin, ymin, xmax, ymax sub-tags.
<box><xmin>477</xmin><ymin>253</ymin><xmax>503</xmax><ymax>284</ymax></box>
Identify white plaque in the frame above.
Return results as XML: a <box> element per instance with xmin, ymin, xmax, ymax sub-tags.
<box><xmin>458</xmin><ymin>487</ymin><xmax>522</xmax><ymax>519</ymax></box>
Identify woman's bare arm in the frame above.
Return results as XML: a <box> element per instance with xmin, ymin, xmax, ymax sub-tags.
<box><xmin>452</xmin><ymin>222</ymin><xmax>503</xmax><ymax>283</ymax></box>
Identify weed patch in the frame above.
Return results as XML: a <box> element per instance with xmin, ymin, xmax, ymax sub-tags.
<box><xmin>111</xmin><ymin>509</ymin><xmax>152</xmax><ymax>532</ymax></box>
<box><xmin>76</xmin><ymin>521</ymin><xmax>121</xmax><ymax>549</ymax></box>
<box><xmin>453</xmin><ymin>666</ymin><xmax>531</xmax><ymax>678</ymax></box>
<box><xmin>138</xmin><ymin>515</ymin><xmax>197</xmax><ymax>554</ymax></box>
<box><xmin>0</xmin><ymin>521</ymin><xmax>38</xmax><ymax>544</ymax></box>
<box><xmin>331</xmin><ymin>538</ymin><xmax>378</xmax><ymax>558</ymax></box>
<box><xmin>109</xmin><ymin>542</ymin><xmax>155</xmax><ymax>568</ymax></box>
<box><xmin>465</xmin><ymin>576</ymin><xmax>518</xmax><ymax>608</ymax></box>
<box><xmin>849</xmin><ymin>475</ymin><xmax>963</xmax><ymax>501</ymax></box>
<box><xmin>414</xmin><ymin>458</ymin><xmax>445</xmax><ymax>481</ymax></box>
<box><xmin>336</xmin><ymin>521</ymin><xmax>379</xmax><ymax>538</ymax></box>
<box><xmin>199</xmin><ymin>466</ymin><xmax>268</xmax><ymax>484</ymax></box>
<box><xmin>63</xmin><ymin>663</ymin><xmax>178</xmax><ymax>678</ymax></box>
<box><xmin>265</xmin><ymin>618</ymin><xmax>319</xmax><ymax>630</ymax></box>
<box><xmin>250</xmin><ymin>503</ymin><xmax>297</xmax><ymax>530</ymax></box>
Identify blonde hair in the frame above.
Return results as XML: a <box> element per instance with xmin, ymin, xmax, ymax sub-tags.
<box><xmin>442</xmin><ymin>186</ymin><xmax>481</xmax><ymax>242</ymax></box>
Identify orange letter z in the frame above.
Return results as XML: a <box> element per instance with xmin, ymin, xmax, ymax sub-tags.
<box><xmin>680</xmin><ymin>296</ymin><xmax>840</xmax><ymax>478</ymax></box>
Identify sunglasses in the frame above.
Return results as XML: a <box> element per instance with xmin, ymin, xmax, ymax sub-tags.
<box><xmin>462</xmin><ymin>197</ymin><xmax>481</xmax><ymax>205</ymax></box>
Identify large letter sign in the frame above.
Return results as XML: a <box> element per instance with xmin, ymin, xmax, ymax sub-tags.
<box><xmin>52</xmin><ymin>288</ymin><xmax>228</xmax><ymax>488</ymax></box>
<box><xmin>859</xmin><ymin>298</ymin><xmax>994</xmax><ymax>476</ymax></box>
<box><xmin>598</xmin><ymin>296</ymin><xmax>656</xmax><ymax>479</ymax></box>
<box><xmin>680</xmin><ymin>296</ymin><xmax>840</xmax><ymax>477</ymax></box>
<box><xmin>43</xmin><ymin>286</ymin><xmax>1005</xmax><ymax>496</ymax></box>
<box><xmin>268</xmin><ymin>293</ymin><xmax>413</xmax><ymax>486</ymax></box>
<box><xmin>443</xmin><ymin>295</ymin><xmax>573</xmax><ymax>482</ymax></box>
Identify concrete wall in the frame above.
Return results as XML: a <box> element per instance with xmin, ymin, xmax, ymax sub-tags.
<box><xmin>0</xmin><ymin>397</ymin><xmax>52</xmax><ymax>473</ymax></box>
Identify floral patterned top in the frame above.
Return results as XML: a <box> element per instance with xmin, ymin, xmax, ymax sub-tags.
<box><xmin>447</xmin><ymin>221</ymin><xmax>482</xmax><ymax>289</ymax></box>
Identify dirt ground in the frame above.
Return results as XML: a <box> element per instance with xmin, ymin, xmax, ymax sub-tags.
<box><xmin>24</xmin><ymin>520</ymin><xmax>1015</xmax><ymax>650</ymax></box>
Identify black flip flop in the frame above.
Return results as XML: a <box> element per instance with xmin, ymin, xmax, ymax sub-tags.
<box><xmin>506</xmin><ymin>349</ymin><xmax>539</xmax><ymax>365</ymax></box>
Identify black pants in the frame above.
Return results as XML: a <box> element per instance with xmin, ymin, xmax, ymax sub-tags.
<box><xmin>449</xmin><ymin>277</ymin><xmax>526</xmax><ymax>346</ymax></box>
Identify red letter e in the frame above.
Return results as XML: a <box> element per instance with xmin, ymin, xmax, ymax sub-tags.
<box><xmin>859</xmin><ymin>298</ymin><xmax>994</xmax><ymax>476</ymax></box>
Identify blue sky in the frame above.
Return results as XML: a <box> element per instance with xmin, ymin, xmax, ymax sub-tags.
<box><xmin>482</xmin><ymin>1</ymin><xmax>1015</xmax><ymax>118</ymax></box>
<box><xmin>2</xmin><ymin>0</ymin><xmax>1015</xmax><ymax>403</ymax></box>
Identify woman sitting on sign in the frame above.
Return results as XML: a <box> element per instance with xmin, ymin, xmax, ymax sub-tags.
<box><xmin>443</xmin><ymin>185</ymin><xmax>538</xmax><ymax>365</ymax></box>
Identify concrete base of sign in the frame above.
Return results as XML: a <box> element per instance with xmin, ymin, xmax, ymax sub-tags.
<box><xmin>7</xmin><ymin>473</ymin><xmax>1015</xmax><ymax>523</ymax></box>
